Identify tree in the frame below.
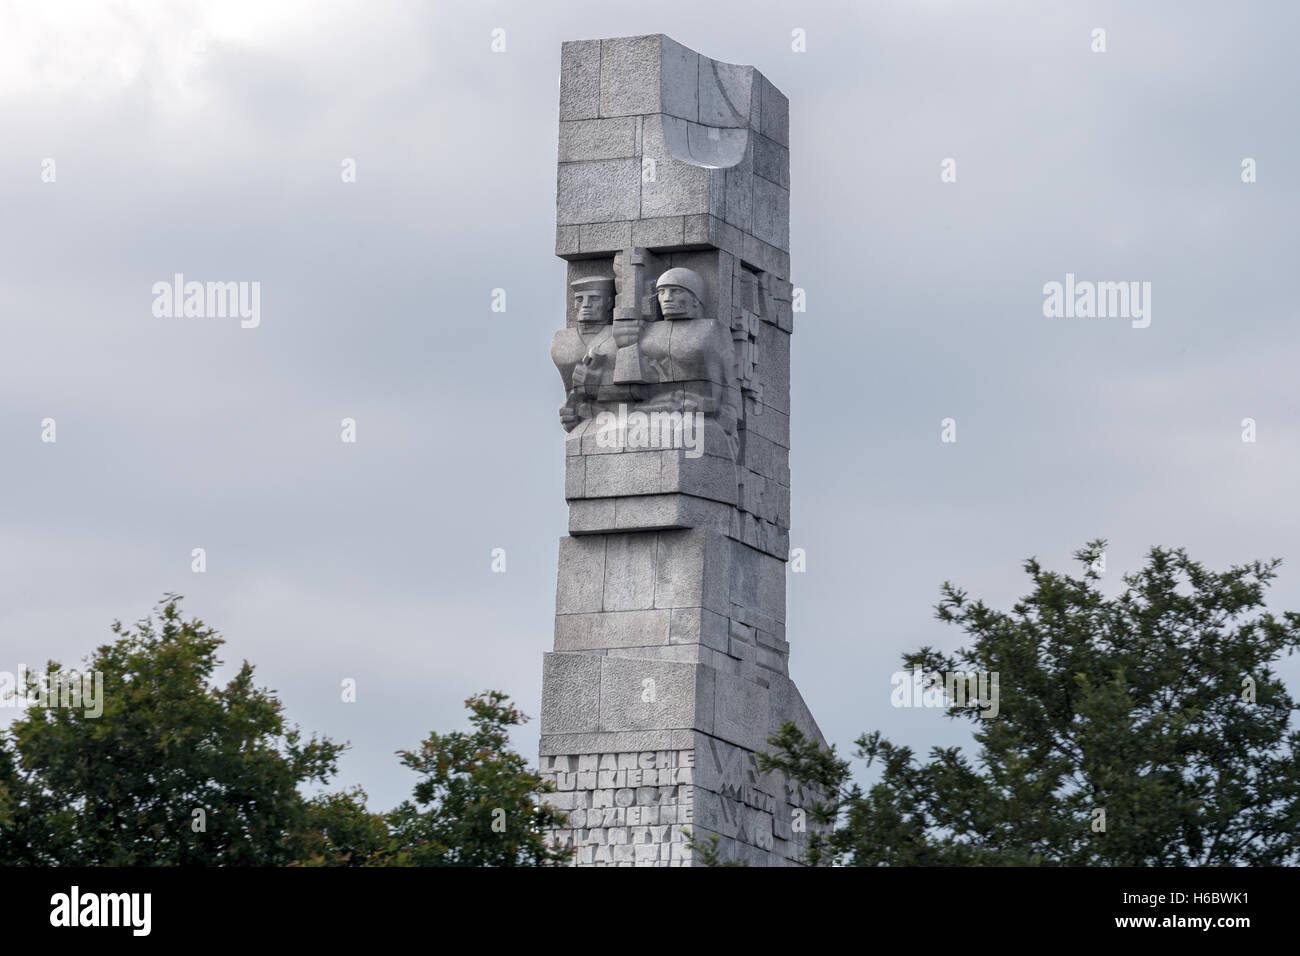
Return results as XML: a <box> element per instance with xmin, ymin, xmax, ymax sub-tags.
<box><xmin>384</xmin><ymin>690</ymin><xmax>573</xmax><ymax>866</ymax></box>
<box><xmin>288</xmin><ymin>786</ymin><xmax>393</xmax><ymax>866</ymax></box>
<box><xmin>288</xmin><ymin>692</ymin><xmax>573</xmax><ymax>867</ymax></box>
<box><xmin>1</xmin><ymin>597</ymin><xmax>576</xmax><ymax>867</ymax></box>
<box><xmin>0</xmin><ymin>595</ymin><xmax>343</xmax><ymax>865</ymax></box>
<box><xmin>761</xmin><ymin>541</ymin><xmax>1300</xmax><ymax>866</ymax></box>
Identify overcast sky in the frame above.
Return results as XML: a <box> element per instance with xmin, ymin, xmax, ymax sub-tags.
<box><xmin>3</xmin><ymin>0</ymin><xmax>1297</xmax><ymax>813</ymax></box>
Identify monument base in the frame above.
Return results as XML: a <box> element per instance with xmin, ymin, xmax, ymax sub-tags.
<box><xmin>539</xmin><ymin>661</ymin><xmax>824</xmax><ymax>867</ymax></box>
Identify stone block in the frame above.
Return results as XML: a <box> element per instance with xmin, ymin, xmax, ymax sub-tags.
<box><xmin>640</xmin><ymin>115</ymin><xmax>715</xmax><ymax>219</ymax></box>
<box><xmin>653</xmin><ymin>528</ymin><xmax>730</xmax><ymax>617</ymax></box>
<box><xmin>755</xmin><ymin>628</ymin><xmax>790</xmax><ymax>654</ymax></box>
<box><xmin>728</xmin><ymin>540</ymin><xmax>785</xmax><ymax>626</ymax></box>
<box><xmin>742</xmin><ymin>432</ymin><xmax>787</xmax><ymax>485</ymax></box>
<box><xmin>711</xmin><ymin>669</ymin><xmax>770</xmax><ymax>752</ymax></box>
<box><xmin>604</xmin><ymin>494</ymin><xmax>732</xmax><ymax>535</ymax></box>
<box><xmin>630</xmin><ymin>215</ymin><xmax>685</xmax><ymax>248</ymax></box>
<box><xmin>699</xmin><ymin>59</ymin><xmax>754</xmax><ymax>128</ymax></box>
<box><xmin>564</xmin><ymin>456</ymin><xmax>585</xmax><ymax>499</ymax></box>
<box><xmin>741</xmin><ymin>233</ymin><xmax>790</xmax><ymax>281</ymax></box>
<box><xmin>768</xmin><ymin>673</ymin><xmax>827</xmax><ymax>747</ymax></box>
<box><xmin>578</xmin><ymin>220</ymin><xmax>632</xmax><ymax>253</ymax></box>
<box><xmin>755</xmin><ymin>644</ymin><xmax>787</xmax><ymax>674</ymax></box>
<box><xmin>758</xmin><ymin>74</ymin><xmax>789</xmax><ymax>147</ymax></box>
<box><xmin>541</xmin><ymin>653</ymin><xmax>602</xmax><ymax>734</ymax></box>
<box><xmin>722</xmin><ymin>152</ymin><xmax>753</xmax><ymax>235</ymax></box>
<box><xmin>599</xmin><ymin>35</ymin><xmax>665</xmax><ymax>117</ymax></box>
<box><xmin>757</xmin><ymin>544</ymin><xmax>786</xmax><ymax>625</ymax></box>
<box><xmin>604</xmin><ymin>644</ymin><xmax>700</xmax><ymax>663</ymax></box>
<box><xmin>565</xmin><ymin>419</ymin><xmax>589</xmax><ymax>456</ymax></box>
<box><xmin>558</xmin><ymin>117</ymin><xmax>637</xmax><ymax>162</ymax></box>
<box><xmin>612</xmin><ymin>494</ymin><xmax>683</xmax><ymax>531</ymax></box>
<box><xmin>602</xmin><ymin>532</ymin><xmax>657</xmax><ymax>611</ymax></box>
<box><xmin>775</xmin><ymin>488</ymin><xmax>790</xmax><ymax>529</ymax></box>
<box><xmin>560</xmin><ymin>40</ymin><xmax>601</xmax><ymax>121</ymax></box>
<box><xmin>682</xmin><ymin>214</ymin><xmax>712</xmax><ymax>246</ymax></box>
<box><xmin>729</xmin><ymin>598</ymin><xmax>776</xmax><ymax>640</ymax></box>
<box><xmin>556</xmin><ymin>535</ymin><xmax>605</xmax><ymax>613</ymax></box>
<box><xmin>557</xmin><ymin>159</ymin><xmax>641</xmax><ymax>225</ymax></box>
<box><xmin>659</xmin><ymin>449</ymin><xmax>738</xmax><ymax>505</ymax></box>
<box><xmin>745</xmin><ymin>403</ymin><xmax>789</xmax><ymax>448</ymax></box>
<box><xmin>585</xmin><ymin>451</ymin><xmax>663</xmax><ymax>497</ymax></box>
<box><xmin>555</xmin><ymin>609</ymin><xmax>671</xmax><ymax>650</ymax></box>
<box><xmin>660</xmin><ymin>36</ymin><xmax>699</xmax><ymax>121</ymax></box>
<box><xmin>712</xmin><ymin>217</ymin><xmax>746</xmax><ymax>258</ymax></box>
<box><xmin>729</xmin><ymin>619</ymin><xmax>756</xmax><ymax>644</ymax></box>
<box><xmin>569</xmin><ymin>498</ymin><xmax>616</xmax><ymax>534</ymax></box>
<box><xmin>668</xmin><ymin>606</ymin><xmax>730</xmax><ymax>652</ymax></box>
<box><xmin>752</xmin><ymin>174</ymin><xmax>789</xmax><ymax>252</ymax></box>
<box><xmin>597</xmin><ymin>657</ymin><xmax>708</xmax><ymax>732</ymax></box>
<box><xmin>556</xmin><ymin>224</ymin><xmax>580</xmax><ymax>257</ymax></box>
<box><xmin>752</xmin><ymin>133</ymin><xmax>789</xmax><ymax>189</ymax></box>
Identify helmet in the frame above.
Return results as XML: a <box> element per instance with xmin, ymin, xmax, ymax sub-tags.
<box><xmin>654</xmin><ymin>267</ymin><xmax>706</xmax><ymax>307</ymax></box>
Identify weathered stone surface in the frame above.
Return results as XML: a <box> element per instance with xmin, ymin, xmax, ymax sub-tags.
<box><xmin>559</xmin><ymin>117</ymin><xmax>638</xmax><ymax>162</ymax></box>
<box><xmin>555</xmin><ymin>535</ymin><xmax>605</xmax><ymax>613</ymax></box>
<box><xmin>541</xmin><ymin>653</ymin><xmax>601</xmax><ymax>734</ymax></box>
<box><xmin>599</xmin><ymin>35</ymin><xmax>666</xmax><ymax>117</ymax></box>
<box><xmin>640</xmin><ymin>116</ymin><xmax>716</xmax><ymax>219</ymax></box>
<box><xmin>557</xmin><ymin>159</ymin><xmax>641</xmax><ymax>225</ymax></box>
<box><xmin>652</xmin><ymin>529</ymin><xmax>728</xmax><ymax>616</ymax></box>
<box><xmin>556</xmin><ymin>224</ymin><xmax>580</xmax><ymax>257</ymax></box>
<box><xmin>559</xmin><ymin>40</ymin><xmax>601</xmax><ymax>121</ymax></box>
<box><xmin>602</xmin><ymin>533</ymin><xmax>657</xmax><ymax>611</ymax></box>
<box><xmin>555</xmin><ymin>609</ymin><xmax>671</xmax><ymax>650</ymax></box>
<box><xmin>568</xmin><ymin>498</ymin><xmax>616</xmax><ymax>534</ymax></box>
<box><xmin>542</xmin><ymin>35</ymin><xmax>821</xmax><ymax>866</ymax></box>
<box><xmin>539</xmin><ymin>729</ymin><xmax>695</xmax><ymax>755</ymax></box>
<box><xmin>668</xmin><ymin>606</ymin><xmax>729</xmax><ymax>652</ymax></box>
<box><xmin>758</xmin><ymin>75</ymin><xmax>789</xmax><ymax>147</ymax></box>
<box><xmin>630</xmin><ymin>215</ymin><xmax>685</xmax><ymax>249</ymax></box>
<box><xmin>752</xmin><ymin>134</ymin><xmax>789</xmax><ymax>189</ymax></box>
<box><xmin>751</xmin><ymin>174</ymin><xmax>789</xmax><ymax>252</ymax></box>
<box><xmin>597</xmin><ymin>656</ymin><xmax>709</xmax><ymax>733</ymax></box>
<box><xmin>578</xmin><ymin>220</ymin><xmax>632</xmax><ymax>254</ymax></box>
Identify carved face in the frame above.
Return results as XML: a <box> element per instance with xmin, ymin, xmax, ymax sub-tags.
<box><xmin>657</xmin><ymin>285</ymin><xmax>701</xmax><ymax>319</ymax></box>
<box><xmin>575</xmin><ymin>291</ymin><xmax>611</xmax><ymax>324</ymax></box>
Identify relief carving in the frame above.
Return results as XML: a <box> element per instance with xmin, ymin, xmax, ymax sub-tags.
<box><xmin>552</xmin><ymin>249</ymin><xmax>741</xmax><ymax>461</ymax></box>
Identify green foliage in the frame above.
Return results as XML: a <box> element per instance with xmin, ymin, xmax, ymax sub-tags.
<box><xmin>383</xmin><ymin>691</ymin><xmax>573</xmax><ymax>866</ymax></box>
<box><xmin>0</xmin><ymin>597</ymin><xmax>584</xmax><ymax>868</ymax></box>
<box><xmin>760</xmin><ymin>542</ymin><xmax>1300</xmax><ymax>866</ymax></box>
<box><xmin>0</xmin><ymin>595</ymin><xmax>343</xmax><ymax>865</ymax></box>
<box><xmin>288</xmin><ymin>786</ymin><xmax>393</xmax><ymax>866</ymax></box>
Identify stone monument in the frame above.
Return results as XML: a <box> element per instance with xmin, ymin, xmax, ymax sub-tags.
<box><xmin>539</xmin><ymin>34</ymin><xmax>825</xmax><ymax>866</ymax></box>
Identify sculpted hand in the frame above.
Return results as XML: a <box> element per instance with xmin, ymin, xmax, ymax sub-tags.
<box><xmin>559</xmin><ymin>399</ymin><xmax>579</xmax><ymax>431</ymax></box>
<box><xmin>612</xmin><ymin>318</ymin><xmax>640</xmax><ymax>349</ymax></box>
